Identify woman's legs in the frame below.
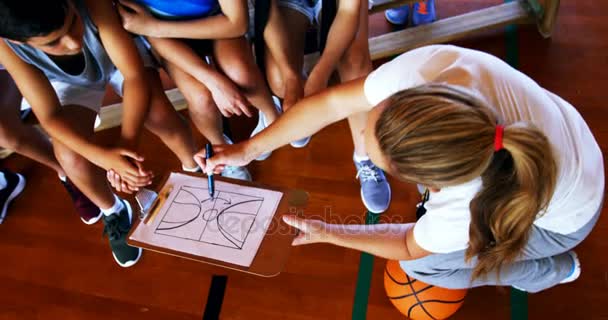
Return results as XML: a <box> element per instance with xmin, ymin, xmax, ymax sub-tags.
<box><xmin>399</xmin><ymin>209</ymin><xmax>602</xmax><ymax>293</ymax></box>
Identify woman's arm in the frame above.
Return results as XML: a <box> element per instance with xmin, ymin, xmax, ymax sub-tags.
<box><xmin>198</xmin><ymin>77</ymin><xmax>374</xmax><ymax>172</ymax></box>
<box><xmin>283</xmin><ymin>215</ymin><xmax>432</xmax><ymax>261</ymax></box>
<box><xmin>118</xmin><ymin>0</ymin><xmax>248</xmax><ymax>39</ymax></box>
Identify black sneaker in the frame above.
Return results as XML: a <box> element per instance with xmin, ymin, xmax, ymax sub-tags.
<box><xmin>102</xmin><ymin>200</ymin><xmax>142</xmax><ymax>267</ymax></box>
<box><xmin>0</xmin><ymin>170</ymin><xmax>26</xmax><ymax>224</ymax></box>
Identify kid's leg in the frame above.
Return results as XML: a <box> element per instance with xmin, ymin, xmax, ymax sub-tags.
<box><xmin>140</xmin><ymin>68</ymin><xmax>198</xmax><ymax>170</ymax></box>
<box><xmin>212</xmin><ymin>37</ymin><xmax>279</xmax><ymax>124</ymax></box>
<box><xmin>336</xmin><ymin>2</ymin><xmax>390</xmax><ymax>214</ymax></box>
<box><xmin>51</xmin><ymin>104</ymin><xmax>141</xmax><ymax>267</ymax></box>
<box><xmin>263</xmin><ymin>1</ymin><xmax>309</xmax><ymax>110</ymax></box>
<box><xmin>0</xmin><ymin>71</ymin><xmax>64</xmax><ymax>175</ymax></box>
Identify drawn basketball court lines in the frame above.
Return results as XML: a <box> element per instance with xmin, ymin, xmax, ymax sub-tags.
<box><xmin>155</xmin><ymin>185</ymin><xmax>264</xmax><ymax>250</ymax></box>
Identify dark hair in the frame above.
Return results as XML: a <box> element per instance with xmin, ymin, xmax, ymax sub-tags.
<box><xmin>0</xmin><ymin>0</ymin><xmax>70</xmax><ymax>41</ymax></box>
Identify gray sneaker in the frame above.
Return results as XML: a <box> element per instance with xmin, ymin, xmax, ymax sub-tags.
<box><xmin>355</xmin><ymin>158</ymin><xmax>391</xmax><ymax>213</ymax></box>
<box><xmin>102</xmin><ymin>200</ymin><xmax>142</xmax><ymax>267</ymax></box>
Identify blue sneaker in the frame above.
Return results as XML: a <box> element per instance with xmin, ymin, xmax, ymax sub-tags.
<box><xmin>385</xmin><ymin>5</ymin><xmax>410</xmax><ymax>26</ymax></box>
<box><xmin>354</xmin><ymin>158</ymin><xmax>391</xmax><ymax>213</ymax></box>
<box><xmin>412</xmin><ymin>0</ymin><xmax>436</xmax><ymax>26</ymax></box>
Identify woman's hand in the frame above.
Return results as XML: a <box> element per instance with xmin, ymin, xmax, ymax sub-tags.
<box><xmin>117</xmin><ymin>0</ymin><xmax>159</xmax><ymax>36</ymax></box>
<box><xmin>282</xmin><ymin>215</ymin><xmax>333</xmax><ymax>246</ymax></box>
<box><xmin>194</xmin><ymin>143</ymin><xmax>256</xmax><ymax>175</ymax></box>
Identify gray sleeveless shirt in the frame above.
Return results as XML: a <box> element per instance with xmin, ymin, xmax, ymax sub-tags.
<box><xmin>5</xmin><ymin>0</ymin><xmax>115</xmax><ymax>91</ymax></box>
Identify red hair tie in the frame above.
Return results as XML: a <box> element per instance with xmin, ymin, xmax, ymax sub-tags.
<box><xmin>494</xmin><ymin>125</ymin><xmax>505</xmax><ymax>151</ymax></box>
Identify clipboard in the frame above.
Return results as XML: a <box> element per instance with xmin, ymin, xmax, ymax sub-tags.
<box><xmin>127</xmin><ymin>172</ymin><xmax>307</xmax><ymax>277</ymax></box>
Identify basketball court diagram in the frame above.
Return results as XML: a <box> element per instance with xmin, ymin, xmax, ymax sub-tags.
<box><xmin>155</xmin><ymin>185</ymin><xmax>264</xmax><ymax>250</ymax></box>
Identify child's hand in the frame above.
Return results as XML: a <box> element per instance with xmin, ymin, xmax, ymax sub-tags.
<box><xmin>117</xmin><ymin>0</ymin><xmax>158</xmax><ymax>36</ymax></box>
<box><xmin>106</xmin><ymin>161</ymin><xmax>153</xmax><ymax>194</ymax></box>
<box><xmin>96</xmin><ymin>148</ymin><xmax>152</xmax><ymax>188</ymax></box>
<box><xmin>209</xmin><ymin>78</ymin><xmax>253</xmax><ymax>118</ymax></box>
<box><xmin>282</xmin><ymin>77</ymin><xmax>304</xmax><ymax>111</ymax></box>
<box><xmin>304</xmin><ymin>71</ymin><xmax>330</xmax><ymax>97</ymax></box>
<box><xmin>282</xmin><ymin>215</ymin><xmax>332</xmax><ymax>246</ymax></box>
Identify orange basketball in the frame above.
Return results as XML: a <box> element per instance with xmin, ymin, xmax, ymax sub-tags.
<box><xmin>384</xmin><ymin>260</ymin><xmax>468</xmax><ymax>320</ymax></box>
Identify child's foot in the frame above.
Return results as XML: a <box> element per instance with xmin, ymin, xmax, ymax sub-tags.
<box><xmin>0</xmin><ymin>170</ymin><xmax>26</xmax><ymax>224</ymax></box>
<box><xmin>354</xmin><ymin>157</ymin><xmax>391</xmax><ymax>213</ymax></box>
<box><xmin>250</xmin><ymin>111</ymin><xmax>274</xmax><ymax>161</ymax></box>
<box><xmin>60</xmin><ymin>177</ymin><xmax>102</xmax><ymax>225</ymax></box>
<box><xmin>102</xmin><ymin>199</ymin><xmax>142</xmax><ymax>268</ymax></box>
<box><xmin>272</xmin><ymin>96</ymin><xmax>311</xmax><ymax>148</ymax></box>
<box><xmin>559</xmin><ymin>251</ymin><xmax>581</xmax><ymax>284</ymax></box>
<box><xmin>220</xmin><ymin>135</ymin><xmax>252</xmax><ymax>181</ymax></box>
<box><xmin>385</xmin><ymin>5</ymin><xmax>410</xmax><ymax>26</ymax></box>
<box><xmin>412</xmin><ymin>0</ymin><xmax>436</xmax><ymax>26</ymax></box>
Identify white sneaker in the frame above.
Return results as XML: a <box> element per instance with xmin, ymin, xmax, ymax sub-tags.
<box><xmin>512</xmin><ymin>250</ymin><xmax>581</xmax><ymax>292</ymax></box>
<box><xmin>271</xmin><ymin>96</ymin><xmax>311</xmax><ymax>148</ymax></box>
<box><xmin>221</xmin><ymin>166</ymin><xmax>252</xmax><ymax>181</ymax></box>
<box><xmin>220</xmin><ymin>135</ymin><xmax>252</xmax><ymax>181</ymax></box>
<box><xmin>250</xmin><ymin>111</ymin><xmax>272</xmax><ymax>161</ymax></box>
<box><xmin>559</xmin><ymin>251</ymin><xmax>581</xmax><ymax>284</ymax></box>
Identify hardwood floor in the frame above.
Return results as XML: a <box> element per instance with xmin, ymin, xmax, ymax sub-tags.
<box><xmin>1</xmin><ymin>1</ymin><xmax>606</xmax><ymax>319</ymax></box>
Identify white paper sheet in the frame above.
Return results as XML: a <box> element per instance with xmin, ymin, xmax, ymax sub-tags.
<box><xmin>130</xmin><ymin>173</ymin><xmax>283</xmax><ymax>267</ymax></box>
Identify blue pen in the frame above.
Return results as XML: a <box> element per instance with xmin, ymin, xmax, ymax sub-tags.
<box><xmin>206</xmin><ymin>143</ymin><xmax>215</xmax><ymax>199</ymax></box>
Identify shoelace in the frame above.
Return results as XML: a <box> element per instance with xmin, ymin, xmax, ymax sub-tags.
<box><xmin>355</xmin><ymin>164</ymin><xmax>382</xmax><ymax>183</ymax></box>
<box><xmin>102</xmin><ymin>216</ymin><xmax>129</xmax><ymax>240</ymax></box>
<box><xmin>417</xmin><ymin>1</ymin><xmax>429</xmax><ymax>14</ymax></box>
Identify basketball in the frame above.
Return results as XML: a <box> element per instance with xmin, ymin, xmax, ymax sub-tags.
<box><xmin>384</xmin><ymin>260</ymin><xmax>468</xmax><ymax>319</ymax></box>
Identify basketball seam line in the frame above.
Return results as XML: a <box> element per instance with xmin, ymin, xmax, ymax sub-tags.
<box><xmin>406</xmin><ymin>297</ymin><xmax>467</xmax><ymax>319</ymax></box>
<box><xmin>406</xmin><ymin>274</ymin><xmax>437</xmax><ymax>320</ymax></box>
<box><xmin>385</xmin><ymin>266</ymin><xmax>418</xmax><ymax>286</ymax></box>
<box><xmin>388</xmin><ymin>284</ymin><xmax>433</xmax><ymax>300</ymax></box>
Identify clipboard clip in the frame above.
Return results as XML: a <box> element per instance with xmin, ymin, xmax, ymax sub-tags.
<box><xmin>135</xmin><ymin>188</ymin><xmax>159</xmax><ymax>220</ymax></box>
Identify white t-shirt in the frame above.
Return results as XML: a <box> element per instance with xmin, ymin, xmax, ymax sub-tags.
<box><xmin>364</xmin><ymin>45</ymin><xmax>605</xmax><ymax>254</ymax></box>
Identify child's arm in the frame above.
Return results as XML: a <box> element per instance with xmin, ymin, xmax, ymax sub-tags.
<box><xmin>282</xmin><ymin>216</ymin><xmax>431</xmax><ymax>261</ymax></box>
<box><xmin>148</xmin><ymin>37</ymin><xmax>252</xmax><ymax>117</ymax></box>
<box><xmin>86</xmin><ymin>0</ymin><xmax>150</xmax><ymax>148</ymax></box>
<box><xmin>196</xmin><ymin>78</ymin><xmax>373</xmax><ymax>172</ymax></box>
<box><xmin>0</xmin><ymin>41</ymin><xmax>143</xmax><ymax>179</ymax></box>
<box><xmin>118</xmin><ymin>0</ymin><xmax>248</xmax><ymax>39</ymax></box>
<box><xmin>305</xmin><ymin>0</ymin><xmax>361</xmax><ymax>96</ymax></box>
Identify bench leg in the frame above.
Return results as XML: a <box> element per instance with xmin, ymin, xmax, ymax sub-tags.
<box><xmin>538</xmin><ymin>0</ymin><xmax>560</xmax><ymax>38</ymax></box>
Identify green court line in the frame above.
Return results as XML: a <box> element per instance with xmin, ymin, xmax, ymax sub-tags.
<box><xmin>504</xmin><ymin>1</ymin><xmax>528</xmax><ymax>320</ymax></box>
<box><xmin>352</xmin><ymin>211</ymin><xmax>380</xmax><ymax>320</ymax></box>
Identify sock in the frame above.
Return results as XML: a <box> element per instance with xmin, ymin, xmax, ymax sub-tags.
<box><xmin>0</xmin><ymin>172</ymin><xmax>7</xmax><ymax>190</ymax></box>
<box><xmin>353</xmin><ymin>153</ymin><xmax>370</xmax><ymax>163</ymax></box>
<box><xmin>182</xmin><ymin>164</ymin><xmax>201</xmax><ymax>173</ymax></box>
<box><xmin>100</xmin><ymin>194</ymin><xmax>125</xmax><ymax>216</ymax></box>
<box><xmin>58</xmin><ymin>174</ymin><xmax>67</xmax><ymax>182</ymax></box>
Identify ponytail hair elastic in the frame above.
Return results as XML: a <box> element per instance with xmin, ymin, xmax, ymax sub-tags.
<box><xmin>494</xmin><ymin>125</ymin><xmax>505</xmax><ymax>151</ymax></box>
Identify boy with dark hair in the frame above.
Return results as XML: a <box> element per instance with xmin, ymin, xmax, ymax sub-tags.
<box><xmin>0</xmin><ymin>0</ymin><xmax>199</xmax><ymax>267</ymax></box>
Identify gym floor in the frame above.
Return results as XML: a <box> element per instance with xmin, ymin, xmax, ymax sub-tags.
<box><xmin>1</xmin><ymin>1</ymin><xmax>606</xmax><ymax>319</ymax></box>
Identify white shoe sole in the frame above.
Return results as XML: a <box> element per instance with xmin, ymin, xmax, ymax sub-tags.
<box><xmin>80</xmin><ymin>211</ymin><xmax>103</xmax><ymax>225</ymax></box>
<box><xmin>0</xmin><ymin>174</ymin><xmax>26</xmax><ymax>223</ymax></box>
<box><xmin>111</xmin><ymin>200</ymin><xmax>143</xmax><ymax>268</ymax></box>
<box><xmin>290</xmin><ymin>136</ymin><xmax>311</xmax><ymax>148</ymax></box>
